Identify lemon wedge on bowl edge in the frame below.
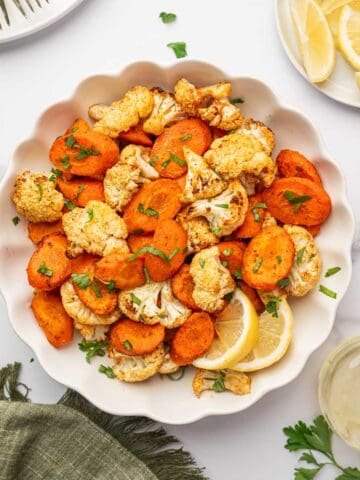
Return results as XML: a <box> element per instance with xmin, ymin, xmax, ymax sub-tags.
<box><xmin>338</xmin><ymin>5</ymin><xmax>360</xmax><ymax>70</ymax></box>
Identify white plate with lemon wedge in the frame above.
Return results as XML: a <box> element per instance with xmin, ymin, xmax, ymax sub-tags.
<box><xmin>0</xmin><ymin>61</ymin><xmax>354</xmax><ymax>424</ymax></box>
<box><xmin>276</xmin><ymin>0</ymin><xmax>360</xmax><ymax>108</ymax></box>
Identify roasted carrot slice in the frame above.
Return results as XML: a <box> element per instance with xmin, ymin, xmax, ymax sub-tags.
<box><xmin>71</xmin><ymin>254</ymin><xmax>118</xmax><ymax>315</ymax></box>
<box><xmin>263</xmin><ymin>177</ymin><xmax>331</xmax><ymax>226</ymax></box>
<box><xmin>110</xmin><ymin>319</ymin><xmax>165</xmax><ymax>355</ymax></box>
<box><xmin>27</xmin><ymin>233</ymin><xmax>72</xmax><ymax>291</ymax></box>
<box><xmin>123</xmin><ymin>179</ymin><xmax>182</xmax><ymax>233</ymax></box>
<box><xmin>145</xmin><ymin>219</ymin><xmax>187</xmax><ymax>282</ymax></box>
<box><xmin>151</xmin><ymin>119</ymin><xmax>212</xmax><ymax>178</ymax></box>
<box><xmin>276</xmin><ymin>149</ymin><xmax>322</xmax><ymax>185</ymax></box>
<box><xmin>127</xmin><ymin>233</ymin><xmax>153</xmax><ymax>256</ymax></box>
<box><xmin>65</xmin><ymin>118</ymin><xmax>90</xmax><ymax>135</ymax></box>
<box><xmin>31</xmin><ymin>291</ymin><xmax>74</xmax><ymax>348</ymax></box>
<box><xmin>304</xmin><ymin>224</ymin><xmax>321</xmax><ymax>237</ymax></box>
<box><xmin>171</xmin><ymin>312</ymin><xmax>215</xmax><ymax>365</ymax></box>
<box><xmin>242</xmin><ymin>225</ymin><xmax>295</xmax><ymax>291</ymax></box>
<box><xmin>218</xmin><ymin>241</ymin><xmax>247</xmax><ymax>276</ymax></box>
<box><xmin>28</xmin><ymin>220</ymin><xmax>64</xmax><ymax>244</ymax></box>
<box><xmin>170</xmin><ymin>264</ymin><xmax>199</xmax><ymax>311</ymax></box>
<box><xmin>234</xmin><ymin>193</ymin><xmax>267</xmax><ymax>239</ymax></box>
<box><xmin>94</xmin><ymin>252</ymin><xmax>145</xmax><ymax>290</ymax></box>
<box><xmin>49</xmin><ymin>128</ymin><xmax>119</xmax><ymax>177</ymax></box>
<box><xmin>57</xmin><ymin>177</ymin><xmax>105</xmax><ymax>207</ymax></box>
<box><xmin>176</xmin><ymin>174</ymin><xmax>187</xmax><ymax>191</ymax></box>
<box><xmin>240</xmin><ymin>282</ymin><xmax>264</xmax><ymax>314</ymax></box>
<box><xmin>118</xmin><ymin>124</ymin><xmax>153</xmax><ymax>147</ymax></box>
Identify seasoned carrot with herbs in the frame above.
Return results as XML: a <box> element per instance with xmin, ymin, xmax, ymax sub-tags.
<box><xmin>57</xmin><ymin>177</ymin><xmax>105</xmax><ymax>207</ymax></box>
<box><xmin>127</xmin><ymin>233</ymin><xmax>153</xmax><ymax>255</ymax></box>
<box><xmin>31</xmin><ymin>290</ymin><xmax>74</xmax><ymax>348</ymax></box>
<box><xmin>304</xmin><ymin>224</ymin><xmax>321</xmax><ymax>237</ymax></box>
<box><xmin>234</xmin><ymin>193</ymin><xmax>267</xmax><ymax>239</ymax></box>
<box><xmin>263</xmin><ymin>177</ymin><xmax>331</xmax><ymax>226</ymax></box>
<box><xmin>65</xmin><ymin>118</ymin><xmax>90</xmax><ymax>135</ymax></box>
<box><xmin>170</xmin><ymin>264</ymin><xmax>199</xmax><ymax>311</ymax></box>
<box><xmin>218</xmin><ymin>241</ymin><xmax>247</xmax><ymax>276</ymax></box>
<box><xmin>95</xmin><ymin>252</ymin><xmax>145</xmax><ymax>290</ymax></box>
<box><xmin>27</xmin><ymin>233</ymin><xmax>72</xmax><ymax>291</ymax></box>
<box><xmin>276</xmin><ymin>149</ymin><xmax>322</xmax><ymax>185</ymax></box>
<box><xmin>242</xmin><ymin>225</ymin><xmax>295</xmax><ymax>291</ymax></box>
<box><xmin>145</xmin><ymin>219</ymin><xmax>187</xmax><ymax>282</ymax></box>
<box><xmin>118</xmin><ymin>124</ymin><xmax>153</xmax><ymax>147</ymax></box>
<box><xmin>28</xmin><ymin>220</ymin><xmax>64</xmax><ymax>244</ymax></box>
<box><xmin>110</xmin><ymin>319</ymin><xmax>165</xmax><ymax>356</ymax></box>
<box><xmin>151</xmin><ymin>119</ymin><xmax>212</xmax><ymax>178</ymax></box>
<box><xmin>171</xmin><ymin>312</ymin><xmax>215</xmax><ymax>365</ymax></box>
<box><xmin>123</xmin><ymin>179</ymin><xmax>182</xmax><ymax>233</ymax></box>
<box><xmin>240</xmin><ymin>282</ymin><xmax>264</xmax><ymax>314</ymax></box>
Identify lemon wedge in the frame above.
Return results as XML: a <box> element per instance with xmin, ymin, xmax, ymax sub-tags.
<box><xmin>290</xmin><ymin>0</ymin><xmax>336</xmax><ymax>82</ymax></box>
<box><xmin>192</xmin><ymin>289</ymin><xmax>259</xmax><ymax>371</ymax></box>
<box><xmin>231</xmin><ymin>297</ymin><xmax>293</xmax><ymax>372</ymax></box>
<box><xmin>338</xmin><ymin>5</ymin><xmax>360</xmax><ymax>70</ymax></box>
<box><xmin>317</xmin><ymin>1</ymin><xmax>360</xmax><ymax>42</ymax></box>
<box><xmin>355</xmin><ymin>71</ymin><xmax>360</xmax><ymax>88</ymax></box>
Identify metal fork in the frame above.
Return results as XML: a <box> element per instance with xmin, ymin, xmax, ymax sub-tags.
<box><xmin>0</xmin><ymin>0</ymin><xmax>50</xmax><ymax>29</ymax></box>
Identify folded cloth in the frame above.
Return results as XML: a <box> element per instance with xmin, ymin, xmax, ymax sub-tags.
<box><xmin>0</xmin><ymin>363</ymin><xmax>207</xmax><ymax>480</ymax></box>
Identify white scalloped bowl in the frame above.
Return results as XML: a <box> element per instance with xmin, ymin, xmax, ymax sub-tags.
<box><xmin>0</xmin><ymin>61</ymin><xmax>354</xmax><ymax>424</ymax></box>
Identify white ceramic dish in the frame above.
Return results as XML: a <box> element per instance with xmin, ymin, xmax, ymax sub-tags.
<box><xmin>0</xmin><ymin>0</ymin><xmax>85</xmax><ymax>44</ymax></box>
<box><xmin>0</xmin><ymin>61</ymin><xmax>354</xmax><ymax>424</ymax></box>
<box><xmin>275</xmin><ymin>0</ymin><xmax>360</xmax><ymax>108</ymax></box>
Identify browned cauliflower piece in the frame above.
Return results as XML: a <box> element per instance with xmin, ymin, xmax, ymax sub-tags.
<box><xmin>283</xmin><ymin>225</ymin><xmax>322</xmax><ymax>297</ymax></box>
<box><xmin>198</xmin><ymin>98</ymin><xmax>245</xmax><ymax>131</ymax></box>
<box><xmin>159</xmin><ymin>350</ymin><xmax>181</xmax><ymax>375</ymax></box>
<box><xmin>179</xmin><ymin>147</ymin><xmax>227</xmax><ymax>204</ymax></box>
<box><xmin>234</xmin><ymin>118</ymin><xmax>275</xmax><ymax>156</ymax></box>
<box><xmin>186</xmin><ymin>180</ymin><xmax>248</xmax><ymax>236</ymax></box>
<box><xmin>110</xmin><ymin>344</ymin><xmax>165</xmax><ymax>382</ymax></box>
<box><xmin>192</xmin><ymin>369</ymin><xmax>251</xmax><ymax>397</ymax></box>
<box><xmin>74</xmin><ymin>322</ymin><xmax>110</xmax><ymax>341</ymax></box>
<box><xmin>12</xmin><ymin>171</ymin><xmax>64</xmax><ymax>223</ymax></box>
<box><xmin>61</xmin><ymin>281</ymin><xmax>120</xmax><ymax>325</ymax></box>
<box><xmin>142</xmin><ymin>88</ymin><xmax>187</xmax><ymax>135</ymax></box>
<box><xmin>62</xmin><ymin>200</ymin><xmax>128</xmax><ymax>257</ymax></box>
<box><xmin>159</xmin><ymin>281</ymin><xmax>191</xmax><ymax>328</ymax></box>
<box><xmin>204</xmin><ymin>133</ymin><xmax>276</xmax><ymax>188</ymax></box>
<box><xmin>190</xmin><ymin>246</ymin><xmax>235</xmax><ymax>312</ymax></box>
<box><xmin>120</xmin><ymin>144</ymin><xmax>159</xmax><ymax>180</ymax></box>
<box><xmin>90</xmin><ymin>86</ymin><xmax>154</xmax><ymax>138</ymax></box>
<box><xmin>177</xmin><ymin>208</ymin><xmax>219</xmax><ymax>253</ymax></box>
<box><xmin>262</xmin><ymin>212</ymin><xmax>277</xmax><ymax>228</ymax></box>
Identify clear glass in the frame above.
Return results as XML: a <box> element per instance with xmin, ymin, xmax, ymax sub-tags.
<box><xmin>318</xmin><ymin>337</ymin><xmax>360</xmax><ymax>451</ymax></box>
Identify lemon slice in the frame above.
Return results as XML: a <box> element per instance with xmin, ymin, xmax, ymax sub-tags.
<box><xmin>231</xmin><ymin>298</ymin><xmax>293</xmax><ymax>372</ymax></box>
<box><xmin>338</xmin><ymin>5</ymin><xmax>360</xmax><ymax>70</ymax></box>
<box><xmin>318</xmin><ymin>1</ymin><xmax>360</xmax><ymax>41</ymax></box>
<box><xmin>290</xmin><ymin>0</ymin><xmax>336</xmax><ymax>82</ymax></box>
<box><xmin>356</xmin><ymin>71</ymin><xmax>360</xmax><ymax>88</ymax></box>
<box><xmin>192</xmin><ymin>289</ymin><xmax>259</xmax><ymax>371</ymax></box>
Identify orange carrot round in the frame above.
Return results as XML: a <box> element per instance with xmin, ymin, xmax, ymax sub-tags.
<box><xmin>127</xmin><ymin>233</ymin><xmax>153</xmax><ymax>254</ymax></box>
<box><xmin>28</xmin><ymin>220</ymin><xmax>64</xmax><ymax>244</ymax></box>
<box><xmin>234</xmin><ymin>193</ymin><xmax>267</xmax><ymax>239</ymax></box>
<box><xmin>94</xmin><ymin>252</ymin><xmax>145</xmax><ymax>290</ymax></box>
<box><xmin>151</xmin><ymin>119</ymin><xmax>212</xmax><ymax>178</ymax></box>
<box><xmin>118</xmin><ymin>124</ymin><xmax>153</xmax><ymax>147</ymax></box>
<box><xmin>240</xmin><ymin>282</ymin><xmax>264</xmax><ymax>314</ymax></box>
<box><xmin>170</xmin><ymin>264</ymin><xmax>199</xmax><ymax>311</ymax></box>
<box><xmin>218</xmin><ymin>241</ymin><xmax>247</xmax><ymax>276</ymax></box>
<box><xmin>276</xmin><ymin>149</ymin><xmax>322</xmax><ymax>185</ymax></box>
<box><xmin>304</xmin><ymin>224</ymin><xmax>321</xmax><ymax>237</ymax></box>
<box><xmin>57</xmin><ymin>177</ymin><xmax>105</xmax><ymax>207</ymax></box>
<box><xmin>65</xmin><ymin>118</ymin><xmax>90</xmax><ymax>135</ymax></box>
<box><xmin>110</xmin><ymin>319</ymin><xmax>165</xmax><ymax>355</ymax></box>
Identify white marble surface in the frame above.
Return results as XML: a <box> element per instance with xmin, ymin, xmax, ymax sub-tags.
<box><xmin>0</xmin><ymin>0</ymin><xmax>359</xmax><ymax>478</ymax></box>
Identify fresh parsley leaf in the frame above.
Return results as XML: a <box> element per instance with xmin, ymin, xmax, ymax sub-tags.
<box><xmin>36</xmin><ymin>183</ymin><xmax>43</xmax><ymax>201</ymax></box>
<box><xmin>229</xmin><ymin>97</ymin><xmax>245</xmax><ymax>105</ymax></box>
<box><xmin>144</xmin><ymin>267</ymin><xmax>151</xmax><ymax>284</ymax></box>
<box><xmin>92</xmin><ymin>282</ymin><xmax>103</xmax><ymax>298</ymax></box>
<box><xmin>325</xmin><ymin>267</ymin><xmax>341</xmax><ymax>277</ymax></box>
<box><xmin>86</xmin><ymin>208</ymin><xmax>94</xmax><ymax>222</ymax></box>
<box><xmin>170</xmin><ymin>153</ymin><xmax>186</xmax><ymax>167</ymax></box>
<box><xmin>128</xmin><ymin>246</ymin><xmax>169</xmax><ymax>264</ymax></box>
<box><xmin>252</xmin><ymin>257</ymin><xmax>263</xmax><ymax>273</ymax></box>
<box><xmin>319</xmin><ymin>285</ymin><xmax>337</xmax><ymax>299</ymax></box>
<box><xmin>159</xmin><ymin>11</ymin><xmax>177</xmax><ymax>23</ymax></box>
<box><xmin>234</xmin><ymin>269</ymin><xmax>242</xmax><ymax>280</ymax></box>
<box><xmin>179</xmin><ymin>133</ymin><xmax>192</xmax><ymax>142</ymax></box>
<box><xmin>75</xmin><ymin>145</ymin><xmax>100</xmax><ymax>160</ymax></box>
<box><xmin>254</xmin><ymin>202</ymin><xmax>267</xmax><ymax>209</ymax></box>
<box><xmin>75</xmin><ymin>184</ymin><xmax>86</xmax><ymax>199</ymax></box>
<box><xmin>78</xmin><ymin>339</ymin><xmax>109</xmax><ymax>363</ymax></box>
<box><xmin>137</xmin><ymin>203</ymin><xmax>159</xmax><ymax>218</ymax></box>
<box><xmin>122</xmin><ymin>340</ymin><xmax>132</xmax><ymax>351</ymax></box>
<box><xmin>12</xmin><ymin>216</ymin><xmax>20</xmax><ymax>226</ymax></box>
<box><xmin>283</xmin><ymin>190</ymin><xmax>312</xmax><ymax>212</ymax></box>
<box><xmin>167</xmin><ymin>42</ymin><xmax>187</xmax><ymax>59</ymax></box>
<box><xmin>213</xmin><ymin>371</ymin><xmax>226</xmax><ymax>392</ymax></box>
<box><xmin>130</xmin><ymin>293</ymin><xmax>142</xmax><ymax>305</ymax></box>
<box><xmin>222</xmin><ymin>248</ymin><xmax>233</xmax><ymax>257</ymax></box>
<box><xmin>252</xmin><ymin>207</ymin><xmax>261</xmax><ymax>223</ymax></box>
<box><xmin>98</xmin><ymin>365</ymin><xmax>115</xmax><ymax>379</ymax></box>
<box><xmin>161</xmin><ymin>158</ymin><xmax>171</xmax><ymax>169</ymax></box>
<box><xmin>71</xmin><ymin>273</ymin><xmax>92</xmax><ymax>289</ymax></box>
<box><xmin>64</xmin><ymin>199</ymin><xmax>76</xmax><ymax>210</ymax></box>
<box><xmin>106</xmin><ymin>280</ymin><xmax>117</xmax><ymax>292</ymax></box>
<box><xmin>277</xmin><ymin>277</ymin><xmax>290</xmax><ymax>288</ymax></box>
<box><xmin>60</xmin><ymin>155</ymin><xmax>71</xmax><ymax>169</ymax></box>
<box><xmin>168</xmin><ymin>247</ymin><xmax>180</xmax><ymax>260</ymax></box>
<box><xmin>149</xmin><ymin>156</ymin><xmax>158</xmax><ymax>167</ymax></box>
<box><xmin>210</xmin><ymin>222</ymin><xmax>221</xmax><ymax>236</ymax></box>
<box><xmin>49</xmin><ymin>168</ymin><xmax>63</xmax><ymax>182</ymax></box>
<box><xmin>199</xmin><ymin>258</ymin><xmax>206</xmax><ymax>268</ymax></box>
<box><xmin>215</xmin><ymin>204</ymin><xmax>229</xmax><ymax>209</ymax></box>
<box><xmin>65</xmin><ymin>135</ymin><xmax>77</xmax><ymax>148</ymax></box>
<box><xmin>222</xmin><ymin>260</ymin><xmax>229</xmax><ymax>267</ymax></box>
<box><xmin>265</xmin><ymin>296</ymin><xmax>281</xmax><ymax>318</ymax></box>
<box><xmin>294</xmin><ymin>467</ymin><xmax>322</xmax><ymax>480</ymax></box>
<box><xmin>37</xmin><ymin>261</ymin><xmax>53</xmax><ymax>277</ymax></box>
<box><xmin>296</xmin><ymin>247</ymin><xmax>306</xmax><ymax>265</ymax></box>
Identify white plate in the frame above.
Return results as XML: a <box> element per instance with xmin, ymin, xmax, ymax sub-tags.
<box><xmin>0</xmin><ymin>0</ymin><xmax>85</xmax><ymax>44</ymax></box>
<box><xmin>275</xmin><ymin>0</ymin><xmax>360</xmax><ymax>108</ymax></box>
<box><xmin>0</xmin><ymin>61</ymin><xmax>355</xmax><ymax>424</ymax></box>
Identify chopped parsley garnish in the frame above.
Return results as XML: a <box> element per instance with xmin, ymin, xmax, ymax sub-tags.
<box><xmin>276</xmin><ymin>255</ymin><xmax>282</xmax><ymax>265</ymax></box>
<box><xmin>75</xmin><ymin>145</ymin><xmax>100</xmax><ymax>160</ymax></box>
<box><xmin>319</xmin><ymin>285</ymin><xmax>337</xmax><ymax>299</ymax></box>
<box><xmin>92</xmin><ymin>282</ymin><xmax>103</xmax><ymax>298</ymax></box>
<box><xmin>222</xmin><ymin>248</ymin><xmax>233</xmax><ymax>257</ymax></box>
<box><xmin>75</xmin><ymin>184</ymin><xmax>86</xmax><ymax>199</ymax></box>
<box><xmin>212</xmin><ymin>371</ymin><xmax>226</xmax><ymax>392</ymax></box>
<box><xmin>229</xmin><ymin>97</ymin><xmax>245</xmax><ymax>105</ymax></box>
<box><xmin>86</xmin><ymin>208</ymin><xmax>94</xmax><ymax>222</ymax></box>
<box><xmin>78</xmin><ymin>339</ymin><xmax>109</xmax><ymax>363</ymax></box>
<box><xmin>277</xmin><ymin>277</ymin><xmax>290</xmax><ymax>288</ymax></box>
<box><xmin>167</xmin><ymin>42</ymin><xmax>187</xmax><ymax>59</ymax></box>
<box><xmin>179</xmin><ymin>133</ymin><xmax>192</xmax><ymax>142</ymax></box>
<box><xmin>149</xmin><ymin>156</ymin><xmax>158</xmax><ymax>167</ymax></box>
<box><xmin>160</xmin><ymin>11</ymin><xmax>177</xmax><ymax>23</ymax></box>
<box><xmin>234</xmin><ymin>269</ymin><xmax>242</xmax><ymax>280</ymax></box>
<box><xmin>252</xmin><ymin>208</ymin><xmax>261</xmax><ymax>223</ymax></box>
<box><xmin>12</xmin><ymin>216</ymin><xmax>20</xmax><ymax>226</ymax></box>
<box><xmin>71</xmin><ymin>273</ymin><xmax>92</xmax><ymax>289</ymax></box>
<box><xmin>283</xmin><ymin>190</ymin><xmax>311</xmax><ymax>213</ymax></box>
<box><xmin>161</xmin><ymin>158</ymin><xmax>171</xmax><ymax>169</ymax></box>
<box><xmin>106</xmin><ymin>280</ymin><xmax>117</xmax><ymax>292</ymax></box>
<box><xmin>215</xmin><ymin>204</ymin><xmax>229</xmax><ymax>209</ymax></box>
<box><xmin>296</xmin><ymin>247</ymin><xmax>306</xmax><ymax>265</ymax></box>
<box><xmin>128</xmin><ymin>246</ymin><xmax>169</xmax><ymax>264</ymax></box>
<box><xmin>254</xmin><ymin>202</ymin><xmax>267</xmax><ymax>209</ymax></box>
<box><xmin>130</xmin><ymin>293</ymin><xmax>142</xmax><ymax>305</ymax></box>
<box><xmin>221</xmin><ymin>260</ymin><xmax>229</xmax><ymax>267</ymax></box>
<box><xmin>65</xmin><ymin>134</ymin><xmax>77</xmax><ymax>148</ymax></box>
<box><xmin>98</xmin><ymin>365</ymin><xmax>116</xmax><ymax>379</ymax></box>
<box><xmin>60</xmin><ymin>155</ymin><xmax>71</xmax><ymax>169</ymax></box>
<box><xmin>144</xmin><ymin>267</ymin><xmax>151</xmax><ymax>284</ymax></box>
<box><xmin>64</xmin><ymin>199</ymin><xmax>76</xmax><ymax>210</ymax></box>
<box><xmin>167</xmin><ymin>367</ymin><xmax>186</xmax><ymax>381</ymax></box>
<box><xmin>137</xmin><ymin>203</ymin><xmax>159</xmax><ymax>218</ymax></box>
<box><xmin>325</xmin><ymin>266</ymin><xmax>341</xmax><ymax>277</ymax></box>
<box><xmin>168</xmin><ymin>247</ymin><xmax>180</xmax><ymax>260</ymax></box>
<box><xmin>132</xmin><ymin>229</ymin><xmax>145</xmax><ymax>235</ymax></box>
<box><xmin>36</xmin><ymin>183</ymin><xmax>43</xmax><ymax>201</ymax></box>
<box><xmin>265</xmin><ymin>296</ymin><xmax>281</xmax><ymax>318</ymax></box>
<box><xmin>122</xmin><ymin>340</ymin><xmax>133</xmax><ymax>351</ymax></box>
<box><xmin>37</xmin><ymin>261</ymin><xmax>53</xmax><ymax>277</ymax></box>
<box><xmin>210</xmin><ymin>223</ymin><xmax>221</xmax><ymax>236</ymax></box>
<box><xmin>162</xmin><ymin>153</ymin><xmax>186</xmax><ymax>169</ymax></box>
<box><xmin>49</xmin><ymin>168</ymin><xmax>63</xmax><ymax>182</ymax></box>
<box><xmin>252</xmin><ymin>257</ymin><xmax>263</xmax><ymax>273</ymax></box>
<box><xmin>199</xmin><ymin>258</ymin><xmax>206</xmax><ymax>268</ymax></box>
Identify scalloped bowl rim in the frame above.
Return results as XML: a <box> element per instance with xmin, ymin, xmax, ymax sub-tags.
<box><xmin>0</xmin><ymin>60</ymin><xmax>355</xmax><ymax>424</ymax></box>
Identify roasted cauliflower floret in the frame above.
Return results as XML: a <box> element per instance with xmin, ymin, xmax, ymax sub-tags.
<box><xmin>159</xmin><ymin>350</ymin><xmax>181</xmax><ymax>375</ymax></box>
<box><xmin>61</xmin><ymin>281</ymin><xmax>120</xmax><ymax>325</ymax></box>
<box><xmin>192</xmin><ymin>369</ymin><xmax>251</xmax><ymax>397</ymax></box>
<box><xmin>198</xmin><ymin>98</ymin><xmax>245</xmax><ymax>131</ymax></box>
<box><xmin>160</xmin><ymin>281</ymin><xmax>191</xmax><ymax>328</ymax></box>
<box><xmin>90</xmin><ymin>86</ymin><xmax>154</xmax><ymax>138</ymax></box>
<box><xmin>179</xmin><ymin>147</ymin><xmax>227</xmax><ymax>204</ymax></box>
<box><xmin>119</xmin><ymin>282</ymin><xmax>165</xmax><ymax>325</ymax></box>
<box><xmin>177</xmin><ymin>209</ymin><xmax>219</xmax><ymax>253</ymax></box>
<box><xmin>74</xmin><ymin>322</ymin><xmax>110</xmax><ymax>341</ymax></box>
<box><xmin>190</xmin><ymin>246</ymin><xmax>235</xmax><ymax>312</ymax></box>
<box><xmin>262</xmin><ymin>212</ymin><xmax>277</xmax><ymax>228</ymax></box>
<box><xmin>142</xmin><ymin>88</ymin><xmax>187</xmax><ymax>135</ymax></box>
<box><xmin>12</xmin><ymin>171</ymin><xmax>64</xmax><ymax>223</ymax></box>
<box><xmin>283</xmin><ymin>225</ymin><xmax>322</xmax><ymax>297</ymax></box>
<box><xmin>234</xmin><ymin>118</ymin><xmax>275</xmax><ymax>156</ymax></box>
<box><xmin>110</xmin><ymin>344</ymin><xmax>165</xmax><ymax>382</ymax></box>
<box><xmin>204</xmin><ymin>133</ymin><xmax>276</xmax><ymax>187</ymax></box>
<box><xmin>120</xmin><ymin>144</ymin><xmax>159</xmax><ymax>180</ymax></box>
<box><xmin>62</xmin><ymin>200</ymin><xmax>128</xmax><ymax>258</ymax></box>
<box><xmin>186</xmin><ymin>180</ymin><xmax>248</xmax><ymax>236</ymax></box>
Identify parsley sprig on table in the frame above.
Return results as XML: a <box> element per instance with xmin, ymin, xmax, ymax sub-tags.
<box><xmin>284</xmin><ymin>415</ymin><xmax>360</xmax><ymax>479</ymax></box>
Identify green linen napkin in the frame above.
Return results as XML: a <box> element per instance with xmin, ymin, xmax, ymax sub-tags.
<box><xmin>0</xmin><ymin>363</ymin><xmax>207</xmax><ymax>480</ymax></box>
